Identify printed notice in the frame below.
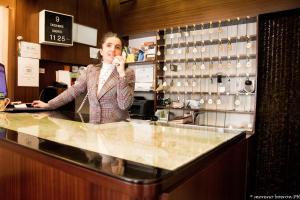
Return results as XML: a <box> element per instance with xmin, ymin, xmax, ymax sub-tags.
<box><xmin>19</xmin><ymin>41</ymin><xmax>41</xmax><ymax>59</ymax></box>
<box><xmin>18</xmin><ymin>57</ymin><xmax>39</xmax><ymax>87</ymax></box>
<box><xmin>134</xmin><ymin>64</ymin><xmax>154</xmax><ymax>83</ymax></box>
<box><xmin>132</xmin><ymin>64</ymin><xmax>154</xmax><ymax>91</ymax></box>
<box><xmin>89</xmin><ymin>47</ymin><xmax>100</xmax><ymax>59</ymax></box>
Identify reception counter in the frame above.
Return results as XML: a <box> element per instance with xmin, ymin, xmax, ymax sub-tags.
<box><xmin>0</xmin><ymin>111</ymin><xmax>247</xmax><ymax>200</ymax></box>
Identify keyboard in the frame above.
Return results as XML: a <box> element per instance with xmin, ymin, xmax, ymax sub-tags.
<box><xmin>5</xmin><ymin>104</ymin><xmax>53</xmax><ymax>113</ymax></box>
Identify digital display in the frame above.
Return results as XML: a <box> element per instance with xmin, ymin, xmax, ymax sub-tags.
<box><xmin>39</xmin><ymin>10</ymin><xmax>73</xmax><ymax>46</ymax></box>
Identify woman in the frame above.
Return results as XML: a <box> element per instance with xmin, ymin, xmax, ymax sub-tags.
<box><xmin>32</xmin><ymin>32</ymin><xmax>135</xmax><ymax>124</ymax></box>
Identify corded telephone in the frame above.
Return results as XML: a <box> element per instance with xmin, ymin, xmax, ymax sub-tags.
<box><xmin>39</xmin><ymin>82</ymin><xmax>68</xmax><ymax>102</ymax></box>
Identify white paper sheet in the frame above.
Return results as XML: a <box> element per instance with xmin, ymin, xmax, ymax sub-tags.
<box><xmin>134</xmin><ymin>64</ymin><xmax>154</xmax><ymax>83</ymax></box>
<box><xmin>19</xmin><ymin>41</ymin><xmax>41</xmax><ymax>59</ymax></box>
<box><xmin>134</xmin><ymin>82</ymin><xmax>153</xmax><ymax>91</ymax></box>
<box><xmin>73</xmin><ymin>23</ymin><xmax>98</xmax><ymax>46</ymax></box>
<box><xmin>17</xmin><ymin>57</ymin><xmax>39</xmax><ymax>87</ymax></box>
<box><xmin>56</xmin><ymin>70</ymin><xmax>71</xmax><ymax>88</ymax></box>
<box><xmin>89</xmin><ymin>47</ymin><xmax>100</xmax><ymax>59</ymax></box>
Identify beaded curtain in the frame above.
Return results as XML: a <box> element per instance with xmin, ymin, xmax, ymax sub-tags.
<box><xmin>254</xmin><ymin>8</ymin><xmax>300</xmax><ymax>195</ymax></box>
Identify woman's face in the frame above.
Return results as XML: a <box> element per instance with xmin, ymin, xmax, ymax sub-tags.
<box><xmin>100</xmin><ymin>36</ymin><xmax>122</xmax><ymax>64</ymax></box>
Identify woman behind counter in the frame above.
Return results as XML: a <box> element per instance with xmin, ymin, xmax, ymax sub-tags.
<box><xmin>32</xmin><ymin>32</ymin><xmax>135</xmax><ymax>124</ymax></box>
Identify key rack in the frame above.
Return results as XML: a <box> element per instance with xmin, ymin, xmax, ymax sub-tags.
<box><xmin>155</xmin><ymin>16</ymin><xmax>257</xmax><ymax>131</ymax></box>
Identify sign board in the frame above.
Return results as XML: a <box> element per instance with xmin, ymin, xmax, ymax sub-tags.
<box><xmin>73</xmin><ymin>23</ymin><xmax>98</xmax><ymax>46</ymax></box>
<box><xmin>39</xmin><ymin>10</ymin><xmax>73</xmax><ymax>46</ymax></box>
<box><xmin>19</xmin><ymin>41</ymin><xmax>41</xmax><ymax>59</ymax></box>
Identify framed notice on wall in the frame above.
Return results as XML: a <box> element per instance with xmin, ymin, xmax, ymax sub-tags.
<box><xmin>39</xmin><ymin>10</ymin><xmax>73</xmax><ymax>47</ymax></box>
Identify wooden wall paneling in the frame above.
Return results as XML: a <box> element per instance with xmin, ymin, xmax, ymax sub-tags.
<box><xmin>120</xmin><ymin>0</ymin><xmax>300</xmax><ymax>35</ymax></box>
<box><xmin>38</xmin><ymin>0</ymin><xmax>78</xmax><ymax>63</ymax></box>
<box><xmin>36</xmin><ymin>0</ymin><xmax>76</xmax><ymax>14</ymax></box>
<box><xmin>75</xmin><ymin>0</ymin><xmax>109</xmax><ymax>65</ymax></box>
<box><xmin>7</xmin><ymin>1</ymin><xmax>16</xmax><ymax>101</ymax></box>
<box><xmin>0</xmin><ymin>0</ymin><xmax>17</xmax><ymax>100</ymax></box>
<box><xmin>97</xmin><ymin>1</ymin><xmax>113</xmax><ymax>38</ymax></box>
<box><xmin>0</xmin><ymin>147</ymin><xmax>21</xmax><ymax>200</ymax></box>
<box><xmin>14</xmin><ymin>0</ymin><xmax>40</xmax><ymax>102</ymax></box>
<box><xmin>0</xmin><ymin>140</ymin><xmax>161</xmax><ymax>200</ymax></box>
<box><xmin>0</xmin><ymin>130</ymin><xmax>247</xmax><ymax>200</ymax></box>
<box><xmin>14</xmin><ymin>0</ymin><xmax>77</xmax><ymax>102</ymax></box>
<box><xmin>12</xmin><ymin>0</ymin><xmax>109</xmax><ymax>102</ymax></box>
<box><xmin>15</xmin><ymin>0</ymin><xmax>39</xmax><ymax>42</ymax></box>
<box><xmin>38</xmin><ymin>60</ymin><xmax>64</xmax><ymax>93</ymax></box>
<box><xmin>0</xmin><ymin>144</ymin><xmax>135</xmax><ymax>200</ymax></box>
<box><xmin>0</xmin><ymin>0</ymin><xmax>11</xmax><ymax>6</ymax></box>
<box><xmin>160</xmin><ymin>139</ymin><xmax>247</xmax><ymax>200</ymax></box>
<box><xmin>77</xmin><ymin>0</ymin><xmax>110</xmax><ymax>33</ymax></box>
<box><xmin>103</xmin><ymin>0</ymin><xmax>121</xmax><ymax>33</ymax></box>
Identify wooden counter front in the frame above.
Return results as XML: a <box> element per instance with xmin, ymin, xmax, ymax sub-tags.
<box><xmin>0</xmin><ymin>112</ymin><xmax>247</xmax><ymax>200</ymax></box>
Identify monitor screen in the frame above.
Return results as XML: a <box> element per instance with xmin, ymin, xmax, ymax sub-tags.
<box><xmin>0</xmin><ymin>63</ymin><xmax>8</xmax><ymax>98</ymax></box>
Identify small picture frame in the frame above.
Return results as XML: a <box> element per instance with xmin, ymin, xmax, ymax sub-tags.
<box><xmin>155</xmin><ymin>109</ymin><xmax>169</xmax><ymax>121</ymax></box>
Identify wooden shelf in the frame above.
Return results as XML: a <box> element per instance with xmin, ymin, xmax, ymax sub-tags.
<box><xmin>162</xmin><ymin>17</ymin><xmax>257</xmax><ymax>33</ymax></box>
<box><xmin>160</xmin><ymin>35</ymin><xmax>257</xmax><ymax>48</ymax></box>
<box><xmin>156</xmin><ymin>91</ymin><xmax>255</xmax><ymax>95</ymax></box>
<box><xmin>135</xmin><ymin>90</ymin><xmax>155</xmax><ymax>92</ymax></box>
<box><xmin>126</xmin><ymin>60</ymin><xmax>156</xmax><ymax>65</ymax></box>
<box><xmin>158</xmin><ymin>73</ymin><xmax>256</xmax><ymax>79</ymax></box>
<box><xmin>161</xmin><ymin>122</ymin><xmax>251</xmax><ymax>130</ymax></box>
<box><xmin>157</xmin><ymin>54</ymin><xmax>256</xmax><ymax>63</ymax></box>
<box><xmin>153</xmin><ymin>17</ymin><xmax>257</xmax><ymax>130</ymax></box>
<box><xmin>156</xmin><ymin>106</ymin><xmax>254</xmax><ymax>114</ymax></box>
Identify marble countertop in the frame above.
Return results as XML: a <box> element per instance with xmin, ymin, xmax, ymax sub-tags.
<box><xmin>0</xmin><ymin>112</ymin><xmax>243</xmax><ymax>171</ymax></box>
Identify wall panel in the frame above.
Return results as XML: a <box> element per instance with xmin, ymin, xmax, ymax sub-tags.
<box><xmin>13</xmin><ymin>0</ymin><xmax>109</xmax><ymax>102</ymax></box>
<box><xmin>120</xmin><ymin>0</ymin><xmax>300</xmax><ymax>35</ymax></box>
<box><xmin>9</xmin><ymin>0</ymin><xmax>300</xmax><ymax>102</ymax></box>
<box><xmin>0</xmin><ymin>0</ymin><xmax>16</xmax><ymax>100</ymax></box>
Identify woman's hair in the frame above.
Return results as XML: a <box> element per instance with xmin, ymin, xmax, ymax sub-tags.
<box><xmin>97</xmin><ymin>32</ymin><xmax>123</xmax><ymax>61</ymax></box>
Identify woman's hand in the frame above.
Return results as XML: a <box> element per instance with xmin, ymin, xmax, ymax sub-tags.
<box><xmin>32</xmin><ymin>100</ymin><xmax>50</xmax><ymax>108</ymax></box>
<box><xmin>112</xmin><ymin>56</ymin><xmax>126</xmax><ymax>77</ymax></box>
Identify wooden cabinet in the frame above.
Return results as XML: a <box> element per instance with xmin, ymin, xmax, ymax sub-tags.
<box><xmin>0</xmin><ymin>116</ymin><xmax>247</xmax><ymax>200</ymax></box>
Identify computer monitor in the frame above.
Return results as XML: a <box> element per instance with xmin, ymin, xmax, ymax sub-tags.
<box><xmin>0</xmin><ymin>63</ymin><xmax>8</xmax><ymax>98</ymax></box>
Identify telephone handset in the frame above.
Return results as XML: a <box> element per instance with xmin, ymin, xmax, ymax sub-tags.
<box><xmin>77</xmin><ymin>56</ymin><xmax>129</xmax><ymax>113</ymax></box>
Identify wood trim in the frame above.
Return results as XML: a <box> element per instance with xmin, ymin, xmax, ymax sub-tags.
<box><xmin>8</xmin><ymin>1</ymin><xmax>16</xmax><ymax>101</ymax></box>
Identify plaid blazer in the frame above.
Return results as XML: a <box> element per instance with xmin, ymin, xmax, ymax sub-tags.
<box><xmin>48</xmin><ymin>64</ymin><xmax>135</xmax><ymax>124</ymax></box>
